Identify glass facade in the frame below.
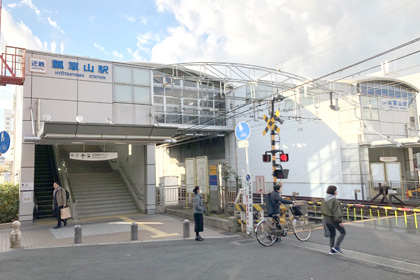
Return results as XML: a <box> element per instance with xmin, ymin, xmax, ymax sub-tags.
<box><xmin>358</xmin><ymin>80</ymin><xmax>416</xmax><ymax>120</ymax></box>
<box><xmin>153</xmin><ymin>73</ymin><xmax>226</xmax><ymax>126</ymax></box>
<box><xmin>114</xmin><ymin>65</ymin><xmax>151</xmax><ymax>105</ymax></box>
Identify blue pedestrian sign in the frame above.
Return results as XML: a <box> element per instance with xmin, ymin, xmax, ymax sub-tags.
<box><xmin>0</xmin><ymin>131</ymin><xmax>10</xmax><ymax>154</ymax></box>
<box><xmin>235</xmin><ymin>122</ymin><xmax>251</xmax><ymax>141</ymax></box>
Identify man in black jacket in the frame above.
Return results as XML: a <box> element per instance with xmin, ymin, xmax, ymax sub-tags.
<box><xmin>270</xmin><ymin>183</ymin><xmax>294</xmax><ymax>230</ymax></box>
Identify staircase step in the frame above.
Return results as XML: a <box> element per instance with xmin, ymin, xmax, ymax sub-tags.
<box><xmin>77</xmin><ymin>209</ymin><xmax>139</xmax><ymax>219</ymax></box>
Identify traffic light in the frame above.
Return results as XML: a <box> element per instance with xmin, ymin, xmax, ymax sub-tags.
<box><xmin>273</xmin><ymin>169</ymin><xmax>289</xmax><ymax>179</ymax></box>
<box><xmin>279</xmin><ymin>153</ymin><xmax>289</xmax><ymax>162</ymax></box>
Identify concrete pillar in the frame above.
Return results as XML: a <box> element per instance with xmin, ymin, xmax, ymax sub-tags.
<box><xmin>19</xmin><ymin>141</ymin><xmax>35</xmax><ymax>223</ymax></box>
<box><xmin>145</xmin><ymin>144</ymin><xmax>156</xmax><ymax>214</ymax></box>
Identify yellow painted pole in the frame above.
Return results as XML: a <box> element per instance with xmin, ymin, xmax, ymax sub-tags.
<box><xmin>353</xmin><ymin>207</ymin><xmax>356</xmax><ymax>221</ymax></box>
<box><xmin>404</xmin><ymin>211</ymin><xmax>407</xmax><ymax>228</ymax></box>
<box><xmin>385</xmin><ymin>209</ymin><xmax>389</xmax><ymax>224</ymax></box>
<box><xmin>347</xmin><ymin>207</ymin><xmax>350</xmax><ymax>221</ymax></box>
<box><xmin>394</xmin><ymin>210</ymin><xmax>398</xmax><ymax>227</ymax></box>
<box><xmin>377</xmin><ymin>210</ymin><xmax>381</xmax><ymax>225</ymax></box>
<box><xmin>314</xmin><ymin>205</ymin><xmax>317</xmax><ymax>217</ymax></box>
<box><xmin>361</xmin><ymin>208</ymin><xmax>364</xmax><ymax>220</ymax></box>
<box><xmin>415</xmin><ymin>212</ymin><xmax>418</xmax><ymax>229</ymax></box>
<box><xmin>369</xmin><ymin>208</ymin><xmax>373</xmax><ymax>220</ymax></box>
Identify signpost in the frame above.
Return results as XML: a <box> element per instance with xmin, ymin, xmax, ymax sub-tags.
<box><xmin>0</xmin><ymin>131</ymin><xmax>11</xmax><ymax>154</ymax></box>
<box><xmin>236</xmin><ymin>122</ymin><xmax>252</xmax><ymax>235</ymax></box>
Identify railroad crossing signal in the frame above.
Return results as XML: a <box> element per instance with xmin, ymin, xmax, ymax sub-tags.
<box><xmin>262</xmin><ymin>110</ymin><xmax>281</xmax><ymax>136</ymax></box>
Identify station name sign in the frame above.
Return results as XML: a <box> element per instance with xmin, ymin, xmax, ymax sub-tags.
<box><xmin>30</xmin><ymin>57</ymin><xmax>110</xmax><ymax>80</ymax></box>
<box><xmin>379</xmin><ymin>156</ymin><xmax>397</xmax><ymax>162</ymax></box>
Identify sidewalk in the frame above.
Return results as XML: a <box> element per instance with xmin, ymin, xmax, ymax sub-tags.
<box><xmin>0</xmin><ymin>213</ymin><xmax>234</xmax><ymax>253</ymax></box>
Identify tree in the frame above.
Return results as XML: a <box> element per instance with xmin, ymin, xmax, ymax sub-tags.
<box><xmin>221</xmin><ymin>163</ymin><xmax>241</xmax><ymax>216</ymax></box>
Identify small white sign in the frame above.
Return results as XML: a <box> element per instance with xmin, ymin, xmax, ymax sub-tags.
<box><xmin>70</xmin><ymin>152</ymin><xmax>118</xmax><ymax>161</ymax></box>
<box><xmin>380</xmin><ymin>157</ymin><xmax>398</xmax><ymax>162</ymax></box>
<box><xmin>30</xmin><ymin>57</ymin><xmax>47</xmax><ymax>73</ymax></box>
<box><xmin>20</xmin><ymin>182</ymin><xmax>34</xmax><ymax>191</ymax></box>
<box><xmin>22</xmin><ymin>192</ymin><xmax>33</xmax><ymax>203</ymax></box>
<box><xmin>238</xmin><ymin>140</ymin><xmax>249</xmax><ymax>148</ymax></box>
<box><xmin>255</xmin><ymin>176</ymin><xmax>265</xmax><ymax>194</ymax></box>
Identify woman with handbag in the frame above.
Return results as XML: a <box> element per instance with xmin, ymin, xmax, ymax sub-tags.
<box><xmin>193</xmin><ymin>186</ymin><xmax>205</xmax><ymax>241</ymax></box>
<box><xmin>320</xmin><ymin>185</ymin><xmax>346</xmax><ymax>255</ymax></box>
<box><xmin>52</xmin><ymin>182</ymin><xmax>67</xmax><ymax>229</ymax></box>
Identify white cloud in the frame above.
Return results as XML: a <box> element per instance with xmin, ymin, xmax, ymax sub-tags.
<box><xmin>60</xmin><ymin>42</ymin><xmax>64</xmax><ymax>55</ymax></box>
<box><xmin>127</xmin><ymin>48</ymin><xmax>145</xmax><ymax>62</ymax></box>
<box><xmin>0</xmin><ymin>9</ymin><xmax>43</xmax><ymax>51</ymax></box>
<box><xmin>20</xmin><ymin>0</ymin><xmax>40</xmax><ymax>15</ymax></box>
<box><xmin>7</xmin><ymin>3</ymin><xmax>17</xmax><ymax>8</ymax></box>
<box><xmin>125</xmin><ymin>15</ymin><xmax>135</xmax><ymax>23</ymax></box>
<box><xmin>47</xmin><ymin>17</ymin><xmax>58</xmax><ymax>28</ymax></box>
<box><xmin>112</xmin><ymin>50</ymin><xmax>123</xmax><ymax>58</ymax></box>
<box><xmin>94</xmin><ymin>43</ymin><xmax>109</xmax><ymax>55</ymax></box>
<box><xmin>150</xmin><ymin>0</ymin><xmax>420</xmax><ymax>78</ymax></box>
<box><xmin>140</xmin><ymin>16</ymin><xmax>147</xmax><ymax>25</ymax></box>
<box><xmin>51</xmin><ymin>41</ymin><xmax>56</xmax><ymax>53</ymax></box>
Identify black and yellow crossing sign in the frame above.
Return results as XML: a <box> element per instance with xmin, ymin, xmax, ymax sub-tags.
<box><xmin>262</xmin><ymin>110</ymin><xmax>281</xmax><ymax>135</ymax></box>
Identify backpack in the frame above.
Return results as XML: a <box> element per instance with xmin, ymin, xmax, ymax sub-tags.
<box><xmin>265</xmin><ymin>193</ymin><xmax>274</xmax><ymax>216</ymax></box>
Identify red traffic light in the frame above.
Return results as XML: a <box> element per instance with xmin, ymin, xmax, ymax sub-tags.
<box><xmin>279</xmin><ymin>153</ymin><xmax>289</xmax><ymax>162</ymax></box>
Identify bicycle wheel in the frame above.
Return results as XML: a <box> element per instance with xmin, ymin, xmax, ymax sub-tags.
<box><xmin>255</xmin><ymin>220</ymin><xmax>277</xmax><ymax>247</ymax></box>
<box><xmin>292</xmin><ymin>216</ymin><xmax>311</xmax><ymax>241</ymax></box>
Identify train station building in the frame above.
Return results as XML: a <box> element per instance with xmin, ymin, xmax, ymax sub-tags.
<box><xmin>5</xmin><ymin>48</ymin><xmax>420</xmax><ymax>222</ymax></box>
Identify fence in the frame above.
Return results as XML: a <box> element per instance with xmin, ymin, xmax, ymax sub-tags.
<box><xmin>156</xmin><ymin>183</ymin><xmax>240</xmax><ymax>209</ymax></box>
<box><xmin>369</xmin><ymin>180</ymin><xmax>420</xmax><ymax>203</ymax></box>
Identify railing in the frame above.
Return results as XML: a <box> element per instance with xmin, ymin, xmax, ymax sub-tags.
<box><xmin>369</xmin><ymin>180</ymin><xmax>420</xmax><ymax>203</ymax></box>
<box><xmin>0</xmin><ymin>46</ymin><xmax>26</xmax><ymax>85</ymax></box>
<box><xmin>157</xmin><ymin>186</ymin><xmax>180</xmax><ymax>206</ymax></box>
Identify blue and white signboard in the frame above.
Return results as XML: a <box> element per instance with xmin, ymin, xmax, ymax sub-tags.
<box><xmin>235</xmin><ymin>122</ymin><xmax>251</xmax><ymax>141</ymax></box>
<box><xmin>0</xmin><ymin>131</ymin><xmax>11</xmax><ymax>154</ymax></box>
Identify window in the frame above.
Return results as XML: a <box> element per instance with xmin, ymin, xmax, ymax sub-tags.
<box><xmin>114</xmin><ymin>65</ymin><xmax>151</xmax><ymax>105</ymax></box>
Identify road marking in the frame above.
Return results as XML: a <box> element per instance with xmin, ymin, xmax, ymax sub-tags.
<box><xmin>119</xmin><ymin>216</ymin><xmax>180</xmax><ymax>238</ymax></box>
<box><xmin>286</xmin><ymin>239</ymin><xmax>420</xmax><ymax>275</ymax></box>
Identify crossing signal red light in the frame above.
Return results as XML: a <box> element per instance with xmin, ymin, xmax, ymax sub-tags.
<box><xmin>279</xmin><ymin>154</ymin><xmax>289</xmax><ymax>162</ymax></box>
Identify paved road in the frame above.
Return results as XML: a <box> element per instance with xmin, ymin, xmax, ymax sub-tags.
<box><xmin>1</xmin><ymin>220</ymin><xmax>420</xmax><ymax>280</ymax></box>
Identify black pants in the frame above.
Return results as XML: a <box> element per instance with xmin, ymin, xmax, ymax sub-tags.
<box><xmin>325</xmin><ymin>217</ymin><xmax>346</xmax><ymax>249</ymax></box>
<box><xmin>194</xmin><ymin>213</ymin><xmax>204</xmax><ymax>236</ymax></box>
<box><xmin>54</xmin><ymin>206</ymin><xmax>67</xmax><ymax>227</ymax></box>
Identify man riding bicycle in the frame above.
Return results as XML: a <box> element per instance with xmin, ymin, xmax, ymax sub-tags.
<box><xmin>269</xmin><ymin>183</ymin><xmax>295</xmax><ymax>232</ymax></box>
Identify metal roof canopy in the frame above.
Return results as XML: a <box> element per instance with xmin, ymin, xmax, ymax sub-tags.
<box><xmin>152</xmin><ymin>62</ymin><xmax>326</xmax><ymax>99</ymax></box>
<box><xmin>27</xmin><ymin>122</ymin><xmax>178</xmax><ymax>144</ymax></box>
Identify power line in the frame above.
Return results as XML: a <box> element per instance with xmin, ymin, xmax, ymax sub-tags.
<box><xmin>283</xmin><ymin>8</ymin><xmax>420</xmax><ymax>71</ymax></box>
<box><xmin>280</xmin><ymin>0</ymin><xmax>419</xmax><ymax>68</ymax></box>
<box><xmin>177</xmin><ymin>38</ymin><xmax>420</xmax><ymax>133</ymax></box>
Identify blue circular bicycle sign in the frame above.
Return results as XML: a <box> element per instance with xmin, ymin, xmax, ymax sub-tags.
<box><xmin>0</xmin><ymin>131</ymin><xmax>10</xmax><ymax>154</ymax></box>
<box><xmin>235</xmin><ymin>122</ymin><xmax>251</xmax><ymax>141</ymax></box>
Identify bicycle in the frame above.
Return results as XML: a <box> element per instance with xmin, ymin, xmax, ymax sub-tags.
<box><xmin>255</xmin><ymin>201</ymin><xmax>312</xmax><ymax>247</ymax></box>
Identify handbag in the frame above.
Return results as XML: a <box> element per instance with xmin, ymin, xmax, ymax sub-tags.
<box><xmin>60</xmin><ymin>207</ymin><xmax>71</xmax><ymax>219</ymax></box>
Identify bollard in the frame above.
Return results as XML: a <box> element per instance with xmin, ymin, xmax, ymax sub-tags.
<box><xmin>74</xmin><ymin>225</ymin><xmax>82</xmax><ymax>244</ymax></box>
<box><xmin>131</xmin><ymin>222</ymin><xmax>138</xmax><ymax>241</ymax></box>
<box><xmin>10</xmin><ymin>220</ymin><xmax>22</xmax><ymax>249</ymax></box>
<box><xmin>183</xmin><ymin>219</ymin><xmax>190</xmax><ymax>238</ymax></box>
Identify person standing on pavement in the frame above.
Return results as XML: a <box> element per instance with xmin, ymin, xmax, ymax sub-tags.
<box><xmin>321</xmin><ymin>185</ymin><xmax>346</xmax><ymax>255</ymax></box>
<box><xmin>52</xmin><ymin>182</ymin><xmax>67</xmax><ymax>229</ymax></box>
<box><xmin>193</xmin><ymin>186</ymin><xmax>205</xmax><ymax>241</ymax></box>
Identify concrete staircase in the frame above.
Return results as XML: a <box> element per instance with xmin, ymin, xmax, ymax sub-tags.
<box><xmin>59</xmin><ymin>145</ymin><xmax>139</xmax><ymax>219</ymax></box>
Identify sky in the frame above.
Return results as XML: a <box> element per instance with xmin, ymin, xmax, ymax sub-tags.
<box><xmin>1</xmin><ymin>0</ymin><xmax>420</xmax><ymax>129</ymax></box>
